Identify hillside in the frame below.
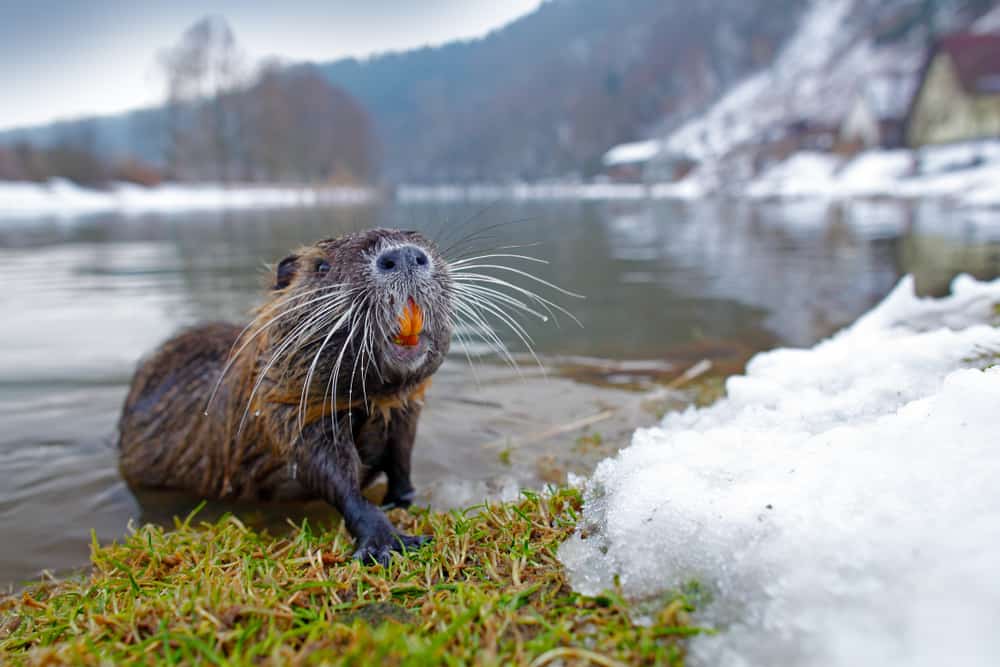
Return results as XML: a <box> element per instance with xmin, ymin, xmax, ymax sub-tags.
<box><xmin>7</xmin><ymin>0</ymin><xmax>992</xmax><ymax>186</ymax></box>
<box><xmin>316</xmin><ymin>0</ymin><xmax>808</xmax><ymax>182</ymax></box>
<box><xmin>652</xmin><ymin>0</ymin><xmax>998</xmax><ymax>184</ymax></box>
<box><xmin>0</xmin><ymin>0</ymin><xmax>809</xmax><ymax>184</ymax></box>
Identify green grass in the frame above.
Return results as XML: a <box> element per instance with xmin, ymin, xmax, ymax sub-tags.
<box><xmin>0</xmin><ymin>489</ymin><xmax>705</xmax><ymax>666</ymax></box>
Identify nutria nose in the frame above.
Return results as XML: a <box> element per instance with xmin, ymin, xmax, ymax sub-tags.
<box><xmin>376</xmin><ymin>245</ymin><xmax>429</xmax><ymax>274</ymax></box>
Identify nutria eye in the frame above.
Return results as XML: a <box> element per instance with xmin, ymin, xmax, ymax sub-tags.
<box><xmin>315</xmin><ymin>260</ymin><xmax>330</xmax><ymax>274</ymax></box>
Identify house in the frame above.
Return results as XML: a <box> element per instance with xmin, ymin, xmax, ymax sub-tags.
<box><xmin>905</xmin><ymin>33</ymin><xmax>1000</xmax><ymax>147</ymax></box>
<box><xmin>840</xmin><ymin>75</ymin><xmax>915</xmax><ymax>150</ymax></box>
<box><xmin>601</xmin><ymin>139</ymin><xmax>696</xmax><ymax>183</ymax></box>
<box><xmin>601</xmin><ymin>139</ymin><xmax>660</xmax><ymax>182</ymax></box>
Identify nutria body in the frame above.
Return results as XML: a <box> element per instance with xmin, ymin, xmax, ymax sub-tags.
<box><xmin>119</xmin><ymin>229</ymin><xmax>453</xmax><ymax>563</ymax></box>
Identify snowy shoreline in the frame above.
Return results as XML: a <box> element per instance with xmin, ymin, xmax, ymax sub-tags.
<box><xmin>398</xmin><ymin>142</ymin><xmax>1000</xmax><ymax>207</ymax></box>
<box><xmin>3</xmin><ymin>140</ymin><xmax>999</xmax><ymax>221</ymax></box>
<box><xmin>559</xmin><ymin>274</ymin><xmax>1000</xmax><ymax>666</ymax></box>
<box><xmin>0</xmin><ymin>179</ymin><xmax>376</xmax><ymax>219</ymax></box>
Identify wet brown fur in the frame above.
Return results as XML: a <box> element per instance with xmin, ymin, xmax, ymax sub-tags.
<box><xmin>118</xmin><ymin>229</ymin><xmax>453</xmax><ymax>562</ymax></box>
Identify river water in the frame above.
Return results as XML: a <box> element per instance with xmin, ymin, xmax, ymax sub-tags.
<box><xmin>1</xmin><ymin>197</ymin><xmax>997</xmax><ymax>586</ymax></box>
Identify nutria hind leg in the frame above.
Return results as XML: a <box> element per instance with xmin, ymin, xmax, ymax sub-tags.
<box><xmin>380</xmin><ymin>406</ymin><xmax>420</xmax><ymax>509</ymax></box>
<box><xmin>295</xmin><ymin>423</ymin><xmax>428</xmax><ymax>565</ymax></box>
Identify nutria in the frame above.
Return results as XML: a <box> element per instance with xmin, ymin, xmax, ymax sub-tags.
<box><xmin>118</xmin><ymin>229</ymin><xmax>454</xmax><ymax>564</ymax></box>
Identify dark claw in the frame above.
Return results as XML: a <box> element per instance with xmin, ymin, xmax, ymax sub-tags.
<box><xmin>352</xmin><ymin>530</ymin><xmax>429</xmax><ymax>565</ymax></box>
<box><xmin>381</xmin><ymin>489</ymin><xmax>416</xmax><ymax>510</ymax></box>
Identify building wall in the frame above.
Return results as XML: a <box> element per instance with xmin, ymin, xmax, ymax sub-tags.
<box><xmin>841</xmin><ymin>96</ymin><xmax>880</xmax><ymax>148</ymax></box>
<box><xmin>907</xmin><ymin>55</ymin><xmax>1000</xmax><ymax>147</ymax></box>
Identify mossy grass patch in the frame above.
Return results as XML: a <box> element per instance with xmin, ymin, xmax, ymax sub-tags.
<box><xmin>0</xmin><ymin>489</ymin><xmax>705</xmax><ymax>665</ymax></box>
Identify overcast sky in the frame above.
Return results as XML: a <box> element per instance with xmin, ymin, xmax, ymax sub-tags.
<box><xmin>1</xmin><ymin>0</ymin><xmax>543</xmax><ymax>131</ymax></box>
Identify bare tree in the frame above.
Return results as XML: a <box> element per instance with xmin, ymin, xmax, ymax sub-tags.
<box><xmin>158</xmin><ymin>16</ymin><xmax>247</xmax><ymax>181</ymax></box>
<box><xmin>245</xmin><ymin>66</ymin><xmax>377</xmax><ymax>184</ymax></box>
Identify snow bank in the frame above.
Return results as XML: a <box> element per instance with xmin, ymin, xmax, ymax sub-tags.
<box><xmin>743</xmin><ymin>143</ymin><xmax>1000</xmax><ymax>206</ymax></box>
<box><xmin>396</xmin><ymin>181</ymin><xmax>705</xmax><ymax>202</ymax></box>
<box><xmin>560</xmin><ymin>275</ymin><xmax>1000</xmax><ymax>666</ymax></box>
<box><xmin>0</xmin><ymin>179</ymin><xmax>375</xmax><ymax>219</ymax></box>
<box><xmin>744</xmin><ymin>152</ymin><xmax>840</xmax><ymax>198</ymax></box>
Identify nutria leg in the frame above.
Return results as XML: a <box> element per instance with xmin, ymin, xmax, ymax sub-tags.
<box><xmin>381</xmin><ymin>407</ymin><xmax>419</xmax><ymax>509</ymax></box>
<box><xmin>296</xmin><ymin>427</ymin><xmax>426</xmax><ymax>565</ymax></box>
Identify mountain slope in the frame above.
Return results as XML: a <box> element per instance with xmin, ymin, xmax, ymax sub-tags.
<box><xmin>2</xmin><ymin>0</ymin><xmax>814</xmax><ymax>183</ymax></box>
<box><xmin>317</xmin><ymin>0</ymin><xmax>808</xmax><ymax>181</ymax></box>
<box><xmin>656</xmin><ymin>0</ymin><xmax>997</xmax><ymax>179</ymax></box>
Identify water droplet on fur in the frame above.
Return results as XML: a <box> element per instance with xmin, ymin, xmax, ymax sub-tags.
<box><xmin>541</xmin><ymin>315</ymin><xmax>549</xmax><ymax>322</ymax></box>
<box><xmin>290</xmin><ymin>463</ymin><xmax>298</xmax><ymax>480</ymax></box>
<box><xmin>254</xmin><ymin>410</ymin><xmax>261</xmax><ymax>417</ymax></box>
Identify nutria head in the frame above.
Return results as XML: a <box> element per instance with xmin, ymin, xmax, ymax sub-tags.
<box><xmin>251</xmin><ymin>229</ymin><xmax>453</xmax><ymax>420</ymax></box>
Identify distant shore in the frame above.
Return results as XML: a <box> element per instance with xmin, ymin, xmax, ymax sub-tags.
<box><xmin>0</xmin><ymin>180</ymin><xmax>376</xmax><ymax>219</ymax></box>
<box><xmin>2</xmin><ymin>142</ymin><xmax>999</xmax><ymax>220</ymax></box>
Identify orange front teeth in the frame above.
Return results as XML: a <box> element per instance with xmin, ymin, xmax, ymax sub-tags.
<box><xmin>394</xmin><ymin>297</ymin><xmax>424</xmax><ymax>347</ymax></box>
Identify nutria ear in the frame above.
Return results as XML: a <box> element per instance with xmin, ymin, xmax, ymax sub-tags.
<box><xmin>273</xmin><ymin>254</ymin><xmax>299</xmax><ymax>290</ymax></box>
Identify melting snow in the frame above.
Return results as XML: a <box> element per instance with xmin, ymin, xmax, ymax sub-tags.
<box><xmin>560</xmin><ymin>275</ymin><xmax>1000</xmax><ymax>666</ymax></box>
<box><xmin>0</xmin><ymin>179</ymin><xmax>374</xmax><ymax>219</ymax></box>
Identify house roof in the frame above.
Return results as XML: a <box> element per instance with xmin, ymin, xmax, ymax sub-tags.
<box><xmin>938</xmin><ymin>33</ymin><xmax>1000</xmax><ymax>95</ymax></box>
<box><xmin>602</xmin><ymin>139</ymin><xmax>661</xmax><ymax>167</ymax></box>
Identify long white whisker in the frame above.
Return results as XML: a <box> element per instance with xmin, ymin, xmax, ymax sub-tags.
<box><xmin>450</xmin><ymin>272</ymin><xmax>582</xmax><ymax>327</ymax></box>
<box><xmin>455</xmin><ymin>290</ymin><xmax>545</xmax><ymax>376</ymax></box>
<box><xmin>238</xmin><ymin>298</ymin><xmax>354</xmax><ymax>436</ymax></box>
<box><xmin>448</xmin><ymin>253</ymin><xmax>550</xmax><ymax>268</ymax></box>
<box><xmin>327</xmin><ymin>295</ymin><xmax>366</xmax><ymax>436</ymax></box>
<box><xmin>297</xmin><ymin>306</ymin><xmax>357</xmax><ymax>432</ymax></box>
<box><xmin>449</xmin><ymin>263</ymin><xmax>584</xmax><ymax>299</ymax></box>
<box><xmin>452</xmin><ymin>283</ymin><xmax>548</xmax><ymax>322</ymax></box>
<box><xmin>452</xmin><ymin>300</ymin><xmax>521</xmax><ymax>375</ymax></box>
<box><xmin>448</xmin><ymin>314</ymin><xmax>481</xmax><ymax>386</ymax></box>
<box><xmin>205</xmin><ymin>285</ymin><xmax>351</xmax><ymax>412</ymax></box>
<box><xmin>456</xmin><ymin>291</ymin><xmax>537</xmax><ymax>346</ymax></box>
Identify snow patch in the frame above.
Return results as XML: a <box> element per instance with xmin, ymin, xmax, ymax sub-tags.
<box><xmin>397</xmin><ymin>181</ymin><xmax>705</xmax><ymax>202</ymax></box>
<box><xmin>745</xmin><ymin>151</ymin><xmax>840</xmax><ymax>198</ymax></box>
<box><xmin>0</xmin><ymin>179</ymin><xmax>375</xmax><ymax>219</ymax></box>
<box><xmin>560</xmin><ymin>274</ymin><xmax>1000</xmax><ymax>666</ymax></box>
<box><xmin>603</xmin><ymin>139</ymin><xmax>661</xmax><ymax>166</ymax></box>
<box><xmin>740</xmin><ymin>142</ymin><xmax>1000</xmax><ymax>206</ymax></box>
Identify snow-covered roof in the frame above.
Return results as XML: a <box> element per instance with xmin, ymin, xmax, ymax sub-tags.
<box><xmin>601</xmin><ymin>139</ymin><xmax>661</xmax><ymax>167</ymax></box>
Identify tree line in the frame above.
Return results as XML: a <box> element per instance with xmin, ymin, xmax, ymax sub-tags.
<box><xmin>0</xmin><ymin>17</ymin><xmax>377</xmax><ymax>187</ymax></box>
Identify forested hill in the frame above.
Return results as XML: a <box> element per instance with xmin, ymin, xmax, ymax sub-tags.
<box><xmin>0</xmin><ymin>0</ymin><xmax>810</xmax><ymax>184</ymax></box>
<box><xmin>314</xmin><ymin>0</ymin><xmax>808</xmax><ymax>182</ymax></box>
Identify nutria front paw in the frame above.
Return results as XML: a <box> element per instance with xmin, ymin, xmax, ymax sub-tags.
<box><xmin>381</xmin><ymin>488</ymin><xmax>416</xmax><ymax>510</ymax></box>
<box><xmin>353</xmin><ymin>529</ymin><xmax>429</xmax><ymax>566</ymax></box>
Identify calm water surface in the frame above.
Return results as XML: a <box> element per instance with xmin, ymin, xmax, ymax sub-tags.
<box><xmin>1</xmin><ymin>198</ymin><xmax>998</xmax><ymax>586</ymax></box>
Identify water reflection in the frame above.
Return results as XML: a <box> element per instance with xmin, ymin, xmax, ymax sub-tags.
<box><xmin>1</xmin><ymin>198</ymin><xmax>998</xmax><ymax>586</ymax></box>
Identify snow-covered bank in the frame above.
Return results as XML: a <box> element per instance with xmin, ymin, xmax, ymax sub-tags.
<box><xmin>399</xmin><ymin>140</ymin><xmax>1000</xmax><ymax>207</ymax></box>
<box><xmin>0</xmin><ymin>179</ymin><xmax>375</xmax><ymax>219</ymax></box>
<box><xmin>743</xmin><ymin>143</ymin><xmax>1000</xmax><ymax>206</ymax></box>
<box><xmin>396</xmin><ymin>182</ymin><xmax>701</xmax><ymax>203</ymax></box>
<box><xmin>6</xmin><ymin>145</ymin><xmax>1000</xmax><ymax>217</ymax></box>
<box><xmin>560</xmin><ymin>275</ymin><xmax>1000</xmax><ymax>666</ymax></box>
